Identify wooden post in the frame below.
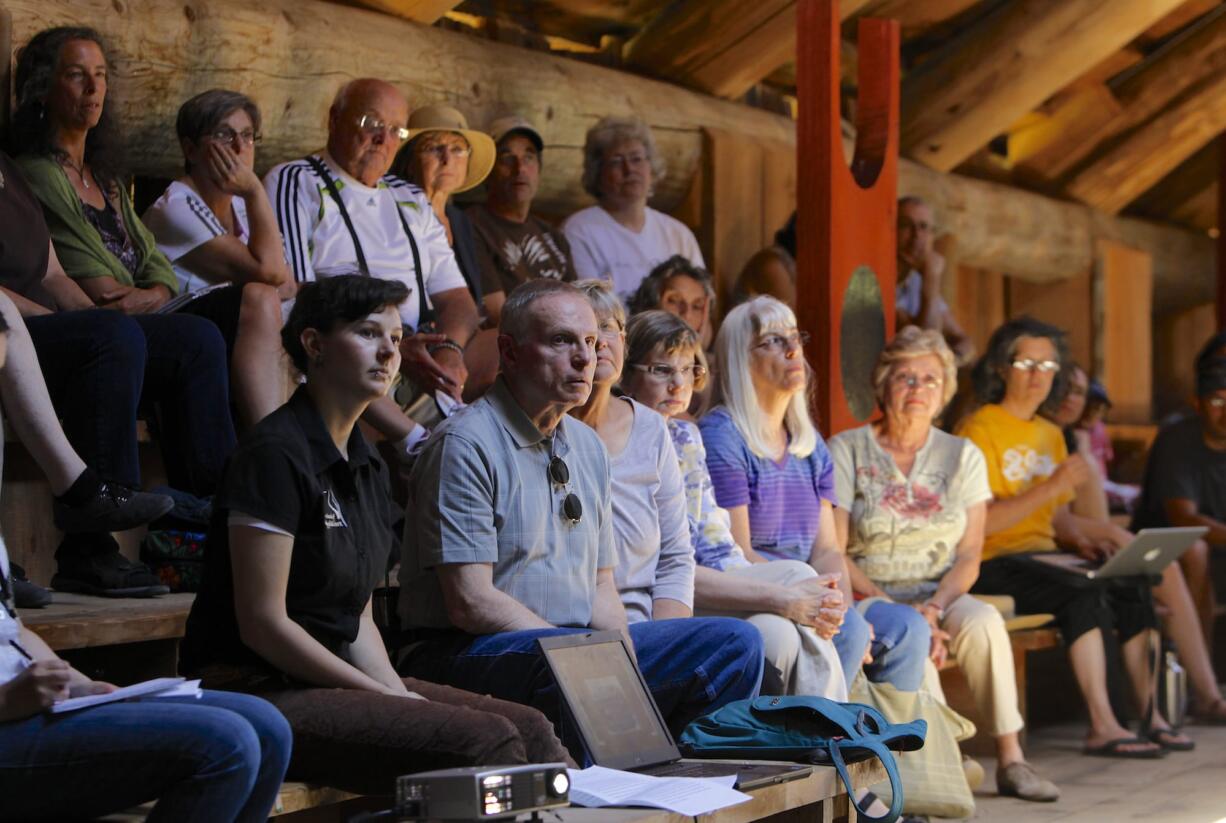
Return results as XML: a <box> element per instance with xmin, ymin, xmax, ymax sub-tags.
<box><xmin>1219</xmin><ymin>136</ymin><xmax>1226</xmax><ymax>330</ymax></box>
<box><xmin>795</xmin><ymin>0</ymin><xmax>898</xmax><ymax>436</ymax></box>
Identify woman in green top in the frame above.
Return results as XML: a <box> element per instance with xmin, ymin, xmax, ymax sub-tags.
<box><xmin>8</xmin><ymin>26</ymin><xmax>238</xmax><ymax>498</ymax></box>
<box><xmin>11</xmin><ymin>26</ymin><xmax>286</xmax><ymax>430</ymax></box>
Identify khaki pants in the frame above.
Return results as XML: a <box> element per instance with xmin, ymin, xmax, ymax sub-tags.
<box><xmin>697</xmin><ymin>560</ymin><xmax>847</xmax><ymax>701</ymax></box>
<box><xmin>924</xmin><ymin>594</ymin><xmax>1025</xmax><ymax>737</ymax></box>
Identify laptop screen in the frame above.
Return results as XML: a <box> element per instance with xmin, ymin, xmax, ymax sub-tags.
<box><xmin>539</xmin><ymin>632</ymin><xmax>680</xmax><ymax>769</ymax></box>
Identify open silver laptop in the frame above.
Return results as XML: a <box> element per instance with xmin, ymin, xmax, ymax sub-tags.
<box><xmin>1027</xmin><ymin>526</ymin><xmax>1207</xmax><ymax>580</ymax></box>
<box><xmin>538</xmin><ymin>631</ymin><xmax>812</xmax><ymax>790</ymax></box>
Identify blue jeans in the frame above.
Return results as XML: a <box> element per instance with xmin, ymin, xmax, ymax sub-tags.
<box><xmin>832</xmin><ymin>601</ymin><xmax>931</xmax><ymax>692</ymax></box>
<box><xmin>0</xmin><ymin>689</ymin><xmax>291</xmax><ymax>823</ymax></box>
<box><xmin>26</xmin><ymin>309</ymin><xmax>237</xmax><ymax>496</ymax></box>
<box><xmin>399</xmin><ymin>618</ymin><xmax>764</xmax><ymax>758</ymax></box>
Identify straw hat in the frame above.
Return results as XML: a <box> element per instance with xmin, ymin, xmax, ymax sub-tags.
<box><xmin>404</xmin><ymin>104</ymin><xmax>495</xmax><ymax>193</ymax></box>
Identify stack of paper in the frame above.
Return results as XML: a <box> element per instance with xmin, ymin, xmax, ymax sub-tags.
<box><xmin>566</xmin><ymin>766</ymin><xmax>752</xmax><ymax>815</ymax></box>
<box><xmin>50</xmin><ymin>677</ymin><xmax>203</xmax><ymax>714</ymax></box>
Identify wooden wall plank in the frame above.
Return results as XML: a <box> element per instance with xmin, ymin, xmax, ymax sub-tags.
<box><xmin>1008</xmin><ymin>271</ymin><xmax>1093</xmax><ymax>369</ymax></box>
<box><xmin>1153</xmin><ymin>302</ymin><xmax>1217</xmax><ymax>417</ymax></box>
<box><xmin>1096</xmin><ymin>240</ymin><xmax>1153</xmax><ymax>423</ymax></box>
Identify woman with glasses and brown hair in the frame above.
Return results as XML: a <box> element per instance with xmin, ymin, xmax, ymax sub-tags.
<box><xmin>958</xmin><ymin>316</ymin><xmax>1190</xmax><ymax>758</ymax></box>
<box><xmin>620</xmin><ymin>309</ymin><xmax>847</xmax><ymax>701</ymax></box>
<box><xmin>699</xmin><ymin>296</ymin><xmax>932</xmax><ymax>693</ymax></box>
<box><xmin>143</xmin><ymin>88</ymin><xmax>294</xmax><ymax>428</ymax></box>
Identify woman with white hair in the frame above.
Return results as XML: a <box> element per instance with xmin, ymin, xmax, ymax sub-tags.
<box><xmin>698</xmin><ymin>296</ymin><xmax>930</xmax><ymax>691</ymax></box>
<box><xmin>562</xmin><ymin>117</ymin><xmax>703</xmax><ymax>299</ymax></box>
<box><xmin>621</xmin><ymin>309</ymin><xmax>847</xmax><ymax>700</ymax></box>
<box><xmin>829</xmin><ymin>326</ymin><xmax>1058</xmax><ymax>802</ymax></box>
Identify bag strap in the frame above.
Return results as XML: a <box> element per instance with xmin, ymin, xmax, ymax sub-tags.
<box><xmin>307</xmin><ymin>156</ymin><xmax>370</xmax><ymax>278</ymax></box>
<box><xmin>827</xmin><ymin>735</ymin><xmax>905</xmax><ymax>823</ymax></box>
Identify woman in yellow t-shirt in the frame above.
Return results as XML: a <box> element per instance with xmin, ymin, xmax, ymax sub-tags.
<box><xmin>957</xmin><ymin>317</ymin><xmax>1191</xmax><ymax>758</ymax></box>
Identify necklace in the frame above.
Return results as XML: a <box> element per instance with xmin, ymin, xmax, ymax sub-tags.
<box><xmin>58</xmin><ymin>154</ymin><xmax>90</xmax><ymax>189</ymax></box>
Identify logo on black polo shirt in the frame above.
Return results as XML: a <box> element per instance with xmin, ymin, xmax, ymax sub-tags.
<box><xmin>323</xmin><ymin>490</ymin><xmax>348</xmax><ymax>529</ymax></box>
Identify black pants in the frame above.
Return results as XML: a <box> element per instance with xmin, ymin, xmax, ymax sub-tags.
<box><xmin>972</xmin><ymin>554</ymin><xmax>1157</xmax><ymax>646</ymax></box>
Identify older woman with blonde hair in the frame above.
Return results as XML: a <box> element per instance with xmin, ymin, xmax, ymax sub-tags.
<box><xmin>829</xmin><ymin>326</ymin><xmax>1058</xmax><ymax>802</ymax></box>
<box><xmin>562</xmin><ymin>117</ymin><xmax>703</xmax><ymax>299</ymax></box>
<box><xmin>699</xmin><ymin>296</ymin><xmax>930</xmax><ymax>692</ymax></box>
<box><xmin>621</xmin><ymin>309</ymin><xmax>847</xmax><ymax>700</ymax></box>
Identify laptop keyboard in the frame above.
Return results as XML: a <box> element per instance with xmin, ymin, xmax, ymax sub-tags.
<box><xmin>641</xmin><ymin>762</ymin><xmax>740</xmax><ymax>779</ymax></box>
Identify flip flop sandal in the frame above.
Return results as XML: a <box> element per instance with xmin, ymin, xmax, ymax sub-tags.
<box><xmin>1144</xmin><ymin>728</ymin><xmax>1195</xmax><ymax>752</ymax></box>
<box><xmin>1083</xmin><ymin>737</ymin><xmax>1166</xmax><ymax>759</ymax></box>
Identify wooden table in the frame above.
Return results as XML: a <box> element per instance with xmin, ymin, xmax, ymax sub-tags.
<box><xmin>549</xmin><ymin>760</ymin><xmax>885</xmax><ymax>823</ymax></box>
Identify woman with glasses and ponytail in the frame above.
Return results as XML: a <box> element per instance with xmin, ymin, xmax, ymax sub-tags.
<box><xmin>957</xmin><ymin>316</ymin><xmax>1190</xmax><ymax>759</ymax></box>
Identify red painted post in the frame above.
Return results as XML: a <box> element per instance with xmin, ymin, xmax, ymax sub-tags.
<box><xmin>795</xmin><ymin>0</ymin><xmax>900</xmax><ymax>436</ymax></box>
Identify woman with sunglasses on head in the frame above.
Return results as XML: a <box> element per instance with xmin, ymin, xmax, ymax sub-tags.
<box><xmin>143</xmin><ymin>88</ymin><xmax>294</xmax><ymax>428</ymax></box>
<box><xmin>829</xmin><ymin>326</ymin><xmax>1056</xmax><ymax>801</ymax></box>
<box><xmin>621</xmin><ymin>310</ymin><xmax>846</xmax><ymax>700</ymax></box>
<box><xmin>957</xmin><ymin>317</ymin><xmax>1190</xmax><ymax>758</ymax></box>
<box><xmin>180</xmin><ymin>275</ymin><xmax>571</xmax><ymax>792</ymax></box>
<box><xmin>699</xmin><ymin>297</ymin><xmax>932</xmax><ymax>694</ymax></box>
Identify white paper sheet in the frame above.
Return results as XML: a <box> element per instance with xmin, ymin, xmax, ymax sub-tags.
<box><xmin>566</xmin><ymin>766</ymin><xmax>751</xmax><ymax>815</ymax></box>
<box><xmin>49</xmin><ymin>677</ymin><xmax>200</xmax><ymax>714</ymax></box>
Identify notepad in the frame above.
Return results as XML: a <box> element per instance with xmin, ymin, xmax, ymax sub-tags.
<box><xmin>566</xmin><ymin>766</ymin><xmax>750</xmax><ymax>815</ymax></box>
<box><xmin>49</xmin><ymin>677</ymin><xmax>202</xmax><ymax>713</ymax></box>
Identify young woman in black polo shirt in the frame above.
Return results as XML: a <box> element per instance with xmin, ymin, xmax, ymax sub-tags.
<box><xmin>181</xmin><ymin>275</ymin><xmax>572</xmax><ymax>792</ymax></box>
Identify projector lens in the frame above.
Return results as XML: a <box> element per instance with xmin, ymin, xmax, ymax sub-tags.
<box><xmin>551</xmin><ymin>772</ymin><xmax>570</xmax><ymax>796</ymax></box>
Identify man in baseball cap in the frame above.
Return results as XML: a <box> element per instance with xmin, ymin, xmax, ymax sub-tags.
<box><xmin>466</xmin><ymin>115</ymin><xmax>576</xmax><ymax>325</ymax></box>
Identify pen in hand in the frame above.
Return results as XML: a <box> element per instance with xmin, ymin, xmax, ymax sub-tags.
<box><xmin>9</xmin><ymin>638</ymin><xmax>34</xmax><ymax>663</ymax></box>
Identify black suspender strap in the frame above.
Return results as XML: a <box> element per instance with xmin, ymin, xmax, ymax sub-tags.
<box><xmin>307</xmin><ymin>156</ymin><xmax>369</xmax><ymax>277</ymax></box>
<box><xmin>393</xmin><ymin>202</ymin><xmax>434</xmax><ymax>328</ymax></box>
<box><xmin>307</xmin><ymin>156</ymin><xmax>435</xmax><ymax>329</ymax></box>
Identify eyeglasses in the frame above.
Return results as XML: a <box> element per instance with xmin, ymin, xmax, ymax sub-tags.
<box><xmin>357</xmin><ymin>114</ymin><xmax>410</xmax><ymax>141</ymax></box>
<box><xmin>630</xmin><ymin>363</ymin><xmax>707</xmax><ymax>383</ymax></box>
<box><xmin>755</xmin><ymin>331</ymin><xmax>810</xmax><ymax>353</ymax></box>
<box><xmin>548</xmin><ymin>454</ymin><xmax>583</xmax><ymax>524</ymax></box>
<box><xmin>890</xmin><ymin>371</ymin><xmax>941</xmax><ymax>391</ymax></box>
<box><xmin>419</xmin><ymin>143</ymin><xmax>472</xmax><ymax>161</ymax></box>
<box><xmin>602</xmin><ymin>153</ymin><xmax>649</xmax><ymax>170</ymax></box>
<box><xmin>1011</xmin><ymin>359</ymin><xmax>1061</xmax><ymax>374</ymax></box>
<box><xmin>597</xmin><ymin>320</ymin><xmax>624</xmax><ymax>340</ymax></box>
<box><xmin>209</xmin><ymin>127</ymin><xmax>261</xmax><ymax>147</ymax></box>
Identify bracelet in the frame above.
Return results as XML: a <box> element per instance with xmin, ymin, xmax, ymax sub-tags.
<box><xmin>426</xmin><ymin>339</ymin><xmax>464</xmax><ymax>357</ymax></box>
<box><xmin>921</xmin><ymin>600</ymin><xmax>944</xmax><ymax>620</ymax></box>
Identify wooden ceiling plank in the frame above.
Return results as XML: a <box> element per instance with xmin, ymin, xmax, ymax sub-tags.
<box><xmin>900</xmin><ymin>0</ymin><xmax>1187</xmax><ymax>172</ymax></box>
<box><xmin>623</xmin><ymin>0</ymin><xmax>871</xmax><ymax>100</ymax></box>
<box><xmin>349</xmin><ymin>0</ymin><xmax>462</xmax><ymax>24</ymax></box>
<box><xmin>1066</xmin><ymin>70</ymin><xmax>1226</xmax><ymax>214</ymax></box>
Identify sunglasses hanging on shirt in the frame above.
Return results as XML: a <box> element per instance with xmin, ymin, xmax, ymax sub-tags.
<box><xmin>547</xmin><ymin>449</ymin><xmax>583</xmax><ymax>525</ymax></box>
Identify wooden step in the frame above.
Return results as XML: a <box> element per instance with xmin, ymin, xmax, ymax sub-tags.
<box><xmin>20</xmin><ymin>592</ymin><xmax>193</xmax><ymax>652</ymax></box>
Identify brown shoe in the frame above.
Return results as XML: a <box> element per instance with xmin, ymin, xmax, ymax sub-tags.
<box><xmin>997</xmin><ymin>761</ymin><xmax>1060</xmax><ymax>802</ymax></box>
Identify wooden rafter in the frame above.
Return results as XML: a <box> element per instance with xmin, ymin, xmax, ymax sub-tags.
<box><xmin>1066</xmin><ymin>68</ymin><xmax>1226</xmax><ymax>214</ymax></box>
<box><xmin>1031</xmin><ymin>8</ymin><xmax>1226</xmax><ymax>180</ymax></box>
<box><xmin>900</xmin><ymin>0</ymin><xmax>1187</xmax><ymax>172</ymax></box>
<box><xmin>347</xmin><ymin>0</ymin><xmax>462</xmax><ymax>24</ymax></box>
<box><xmin>623</xmin><ymin>0</ymin><xmax>872</xmax><ymax>100</ymax></box>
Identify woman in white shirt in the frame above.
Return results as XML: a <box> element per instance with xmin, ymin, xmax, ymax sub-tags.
<box><xmin>562</xmin><ymin>117</ymin><xmax>703</xmax><ymax>300</ymax></box>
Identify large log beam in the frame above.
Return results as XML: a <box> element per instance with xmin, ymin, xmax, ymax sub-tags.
<box><xmin>0</xmin><ymin>0</ymin><xmax>1212</xmax><ymax>310</ymax></box>
<box><xmin>347</xmin><ymin>0</ymin><xmax>461</xmax><ymax>24</ymax></box>
<box><xmin>900</xmin><ymin>0</ymin><xmax>1186</xmax><ymax>172</ymax></box>
<box><xmin>622</xmin><ymin>0</ymin><xmax>872</xmax><ymax>100</ymax></box>
<box><xmin>1041</xmin><ymin>7</ymin><xmax>1226</xmax><ymax>180</ymax></box>
<box><xmin>1065</xmin><ymin>69</ymin><xmax>1226</xmax><ymax>214</ymax></box>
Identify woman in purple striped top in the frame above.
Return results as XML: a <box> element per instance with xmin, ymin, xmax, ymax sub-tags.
<box><xmin>699</xmin><ymin>296</ymin><xmax>930</xmax><ymax>691</ymax></box>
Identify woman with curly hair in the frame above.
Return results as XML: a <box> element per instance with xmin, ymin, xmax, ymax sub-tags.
<box><xmin>562</xmin><ymin>117</ymin><xmax>703</xmax><ymax>299</ymax></box>
<box><xmin>957</xmin><ymin>317</ymin><xmax>1190</xmax><ymax>758</ymax></box>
